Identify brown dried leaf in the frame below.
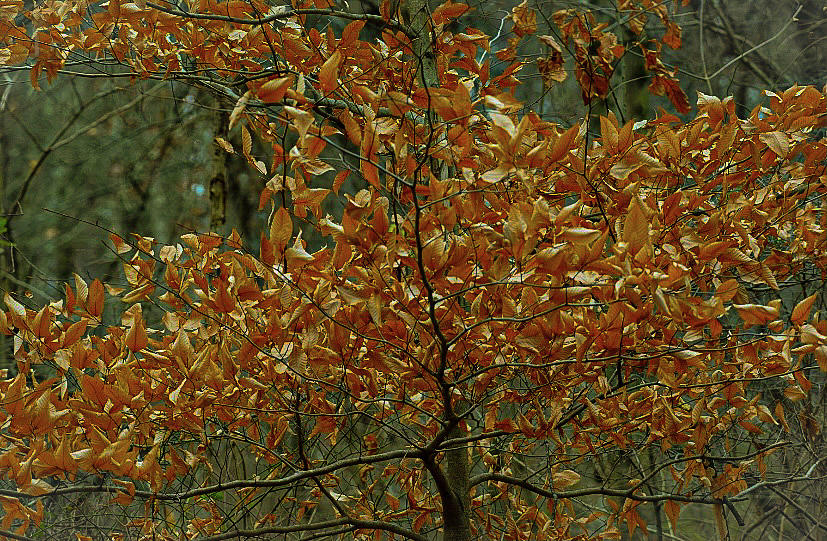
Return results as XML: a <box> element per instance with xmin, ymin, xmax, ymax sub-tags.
<box><xmin>229</xmin><ymin>90</ymin><xmax>251</xmax><ymax>131</ymax></box>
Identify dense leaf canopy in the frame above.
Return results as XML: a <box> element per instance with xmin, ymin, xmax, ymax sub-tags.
<box><xmin>0</xmin><ymin>0</ymin><xmax>825</xmax><ymax>539</ymax></box>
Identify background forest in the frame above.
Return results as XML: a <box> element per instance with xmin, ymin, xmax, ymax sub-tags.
<box><xmin>2</xmin><ymin>0</ymin><xmax>824</xmax><ymax>297</ymax></box>
<box><xmin>0</xmin><ymin>0</ymin><xmax>825</xmax><ymax>539</ymax></box>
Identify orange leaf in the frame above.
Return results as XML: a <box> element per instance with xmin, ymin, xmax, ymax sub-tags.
<box><xmin>270</xmin><ymin>207</ymin><xmax>293</xmax><ymax>252</ymax></box>
<box><xmin>214</xmin><ymin>279</ymin><xmax>236</xmax><ymax>314</ymax></box>
<box><xmin>241</xmin><ymin>124</ymin><xmax>252</xmax><ymax>157</ymax></box>
<box><xmin>32</xmin><ymin>306</ymin><xmax>51</xmax><ymax>338</ymax></box>
<box><xmin>759</xmin><ymin>262</ymin><xmax>779</xmax><ymax>291</ymax></box>
<box><xmin>63</xmin><ymin>320</ymin><xmax>87</xmax><ymax>348</ymax></box>
<box><xmin>662</xmin><ymin>500</ymin><xmax>681</xmax><ymax>531</ymax></box>
<box><xmin>332</xmin><ymin>170</ymin><xmax>349</xmax><ymax>194</ymax></box>
<box><xmin>431</xmin><ymin>0</ymin><xmax>470</xmax><ymax>25</ymax></box>
<box><xmin>733</xmin><ymin>304</ymin><xmax>779</xmax><ymax>327</ymax></box>
<box><xmin>561</xmin><ymin>227</ymin><xmax>600</xmax><ymax>244</ymax></box>
<box><xmin>318</xmin><ymin>50</ymin><xmax>342</xmax><ymax>95</ymax></box>
<box><xmin>88</xmin><ymin>279</ymin><xmax>104</xmax><ymax>318</ymax></box>
<box><xmin>549</xmin><ymin>124</ymin><xmax>579</xmax><ymax>163</ymax></box>
<box><xmin>715</xmin><ymin>279</ymin><xmax>739</xmax><ymax>302</ymax></box>
<box><xmin>385</xmin><ymin>492</ymin><xmax>400</xmax><ymax>511</ymax></box>
<box><xmin>623</xmin><ymin>197</ymin><xmax>650</xmax><ymax>256</ymax></box>
<box><xmin>110</xmin><ymin>234</ymin><xmax>131</xmax><ymax>254</ymax></box>
<box><xmin>125</xmin><ymin>317</ymin><xmax>148</xmax><ymax>352</ymax></box>
<box><xmin>412</xmin><ymin>510</ymin><xmax>431</xmax><ymax>533</ymax></box>
<box><xmin>756</xmin><ymin>404</ymin><xmax>777</xmax><ymax>425</ymax></box>
<box><xmin>815</xmin><ymin>346</ymin><xmax>827</xmax><ymax>372</ymax></box>
<box><xmin>509</xmin><ymin>0</ymin><xmax>536</xmax><ymax>36</ymax></box>
<box><xmin>285</xmin><ymin>239</ymin><xmax>315</xmax><ymax>268</ymax></box>
<box><xmin>81</xmin><ymin>374</ymin><xmax>108</xmax><ymax>407</ymax></box>
<box><xmin>791</xmin><ymin>293</ymin><xmax>817</xmax><ymax>326</ymax></box>
<box><xmin>340</xmin><ymin>20</ymin><xmax>365</xmax><ymax>48</ymax></box>
<box><xmin>783</xmin><ymin>385</ymin><xmax>807</xmax><ymax>401</ymax></box>
<box><xmin>257</xmin><ymin>76</ymin><xmax>292</xmax><ymax>103</ymax></box>
<box><xmin>359</xmin><ymin>152</ymin><xmax>379</xmax><ymax>189</ymax></box>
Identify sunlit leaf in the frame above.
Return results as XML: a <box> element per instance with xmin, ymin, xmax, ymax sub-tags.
<box><xmin>759</xmin><ymin>131</ymin><xmax>789</xmax><ymax>158</ymax></box>
<box><xmin>733</xmin><ymin>304</ymin><xmax>779</xmax><ymax>326</ymax></box>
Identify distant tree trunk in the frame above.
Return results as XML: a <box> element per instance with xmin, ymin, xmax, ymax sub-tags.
<box><xmin>210</xmin><ymin>97</ymin><xmax>228</xmax><ymax>233</ymax></box>
<box><xmin>615</xmin><ymin>13</ymin><xmax>649</xmax><ymax>121</ymax></box>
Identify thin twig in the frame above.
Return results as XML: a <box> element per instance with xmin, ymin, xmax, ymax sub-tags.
<box><xmin>707</xmin><ymin>6</ymin><xmax>802</xmax><ymax>81</ymax></box>
<box><xmin>698</xmin><ymin>0</ymin><xmax>713</xmax><ymax>93</ymax></box>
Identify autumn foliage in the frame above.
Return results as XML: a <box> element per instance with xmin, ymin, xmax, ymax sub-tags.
<box><xmin>0</xmin><ymin>0</ymin><xmax>825</xmax><ymax>539</ymax></box>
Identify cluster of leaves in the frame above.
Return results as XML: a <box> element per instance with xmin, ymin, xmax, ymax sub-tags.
<box><xmin>0</xmin><ymin>0</ymin><xmax>826</xmax><ymax>539</ymax></box>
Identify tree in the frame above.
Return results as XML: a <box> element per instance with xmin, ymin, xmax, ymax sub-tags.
<box><xmin>0</xmin><ymin>0</ymin><xmax>825</xmax><ymax>539</ymax></box>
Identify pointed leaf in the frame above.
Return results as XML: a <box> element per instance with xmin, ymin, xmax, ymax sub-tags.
<box><xmin>88</xmin><ymin>279</ymin><xmax>104</xmax><ymax>318</ymax></box>
<box><xmin>791</xmin><ymin>293</ymin><xmax>817</xmax><ymax>326</ymax></box>
<box><xmin>257</xmin><ymin>76</ymin><xmax>292</xmax><ymax>103</ymax></box>
<box><xmin>662</xmin><ymin>500</ymin><xmax>681</xmax><ymax>532</ymax></box>
<box><xmin>733</xmin><ymin>304</ymin><xmax>779</xmax><ymax>327</ymax></box>
<box><xmin>759</xmin><ymin>131</ymin><xmax>789</xmax><ymax>158</ymax></box>
<box><xmin>552</xmin><ymin>469</ymin><xmax>581</xmax><ymax>489</ymax></box>
<box><xmin>318</xmin><ymin>50</ymin><xmax>342</xmax><ymax>95</ymax></box>
<box><xmin>5</xmin><ymin>292</ymin><xmax>25</xmax><ymax>318</ymax></box>
<box><xmin>125</xmin><ymin>317</ymin><xmax>148</xmax><ymax>352</ymax></box>
<box><xmin>229</xmin><ymin>90</ymin><xmax>251</xmax><ymax>131</ymax></box>
<box><xmin>623</xmin><ymin>197</ymin><xmax>650</xmax><ymax>256</ymax></box>
<box><xmin>715</xmin><ymin>279</ymin><xmax>739</xmax><ymax>302</ymax></box>
<box><xmin>549</xmin><ymin>124</ymin><xmax>579</xmax><ymax>162</ymax></box>
<box><xmin>241</xmin><ymin>124</ymin><xmax>252</xmax><ymax>157</ymax></box>
<box><xmin>110</xmin><ymin>234</ymin><xmax>131</xmax><ymax>254</ymax></box>
<box><xmin>270</xmin><ymin>207</ymin><xmax>292</xmax><ymax>252</ymax></box>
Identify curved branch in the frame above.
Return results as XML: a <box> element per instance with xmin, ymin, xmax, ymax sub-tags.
<box><xmin>706</xmin><ymin>6</ymin><xmax>802</xmax><ymax>81</ymax></box>
<box><xmin>0</xmin><ymin>446</ymin><xmax>423</xmax><ymax>502</ymax></box>
<box><xmin>197</xmin><ymin>518</ymin><xmax>426</xmax><ymax>541</ymax></box>
<box><xmin>471</xmin><ymin>472</ymin><xmax>732</xmax><ymax>505</ymax></box>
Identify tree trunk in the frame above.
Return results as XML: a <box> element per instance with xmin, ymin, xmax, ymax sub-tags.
<box><xmin>402</xmin><ymin>0</ymin><xmax>472</xmax><ymax>537</ymax></box>
<box><xmin>442</xmin><ymin>423</ymin><xmax>471</xmax><ymax>541</ymax></box>
<box><xmin>209</xmin><ymin>96</ymin><xmax>228</xmax><ymax>233</ymax></box>
<box><xmin>403</xmin><ymin>0</ymin><xmax>438</xmax><ymax>89</ymax></box>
